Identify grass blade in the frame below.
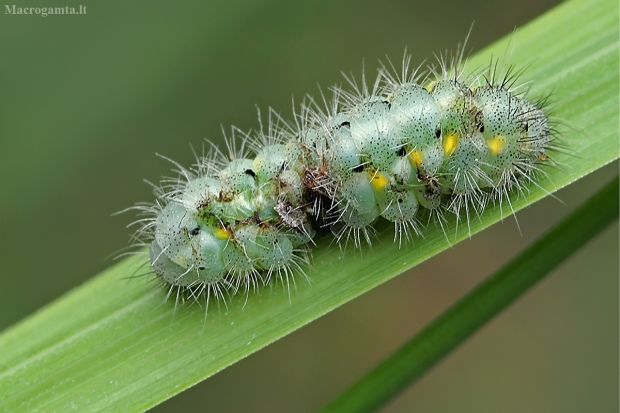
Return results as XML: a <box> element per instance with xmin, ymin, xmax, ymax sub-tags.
<box><xmin>318</xmin><ymin>176</ymin><xmax>619</xmax><ymax>413</ymax></box>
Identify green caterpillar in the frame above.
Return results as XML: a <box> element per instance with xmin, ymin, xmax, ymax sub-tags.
<box><xmin>132</xmin><ymin>55</ymin><xmax>555</xmax><ymax>304</ymax></box>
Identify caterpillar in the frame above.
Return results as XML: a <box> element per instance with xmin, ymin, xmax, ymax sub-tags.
<box><xmin>129</xmin><ymin>51</ymin><xmax>556</xmax><ymax>305</ymax></box>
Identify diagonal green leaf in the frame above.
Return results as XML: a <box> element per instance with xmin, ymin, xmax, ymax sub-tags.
<box><xmin>0</xmin><ymin>0</ymin><xmax>617</xmax><ymax>411</ymax></box>
<box><xmin>318</xmin><ymin>176</ymin><xmax>619</xmax><ymax>413</ymax></box>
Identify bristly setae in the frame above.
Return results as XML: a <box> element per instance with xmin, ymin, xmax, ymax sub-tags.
<box><xmin>126</xmin><ymin>48</ymin><xmax>559</xmax><ymax>308</ymax></box>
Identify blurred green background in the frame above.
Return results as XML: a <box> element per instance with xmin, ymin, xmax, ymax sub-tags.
<box><xmin>0</xmin><ymin>0</ymin><xmax>617</xmax><ymax>412</ymax></box>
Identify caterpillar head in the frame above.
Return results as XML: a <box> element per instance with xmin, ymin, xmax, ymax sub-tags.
<box><xmin>152</xmin><ymin>202</ymin><xmax>227</xmax><ymax>287</ymax></box>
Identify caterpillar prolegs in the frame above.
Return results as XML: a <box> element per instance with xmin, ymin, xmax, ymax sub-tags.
<box><xmin>132</xmin><ymin>54</ymin><xmax>555</xmax><ymax>304</ymax></box>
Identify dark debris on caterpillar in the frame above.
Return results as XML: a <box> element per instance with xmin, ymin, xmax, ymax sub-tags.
<box><xmin>127</xmin><ymin>51</ymin><xmax>560</xmax><ymax>306</ymax></box>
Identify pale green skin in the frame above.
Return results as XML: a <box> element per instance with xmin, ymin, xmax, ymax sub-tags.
<box><xmin>149</xmin><ymin>78</ymin><xmax>550</xmax><ymax>290</ymax></box>
<box><xmin>151</xmin><ymin>147</ymin><xmax>313</xmax><ymax>288</ymax></box>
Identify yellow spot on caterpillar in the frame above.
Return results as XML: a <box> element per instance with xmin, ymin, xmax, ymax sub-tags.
<box><xmin>426</xmin><ymin>81</ymin><xmax>437</xmax><ymax>93</ymax></box>
<box><xmin>443</xmin><ymin>133</ymin><xmax>459</xmax><ymax>157</ymax></box>
<box><xmin>409</xmin><ymin>150</ymin><xmax>423</xmax><ymax>168</ymax></box>
<box><xmin>215</xmin><ymin>227</ymin><xmax>230</xmax><ymax>239</ymax></box>
<box><xmin>175</xmin><ymin>255</ymin><xmax>188</xmax><ymax>267</ymax></box>
<box><xmin>368</xmin><ymin>170</ymin><xmax>388</xmax><ymax>190</ymax></box>
<box><xmin>487</xmin><ymin>135</ymin><xmax>506</xmax><ymax>155</ymax></box>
